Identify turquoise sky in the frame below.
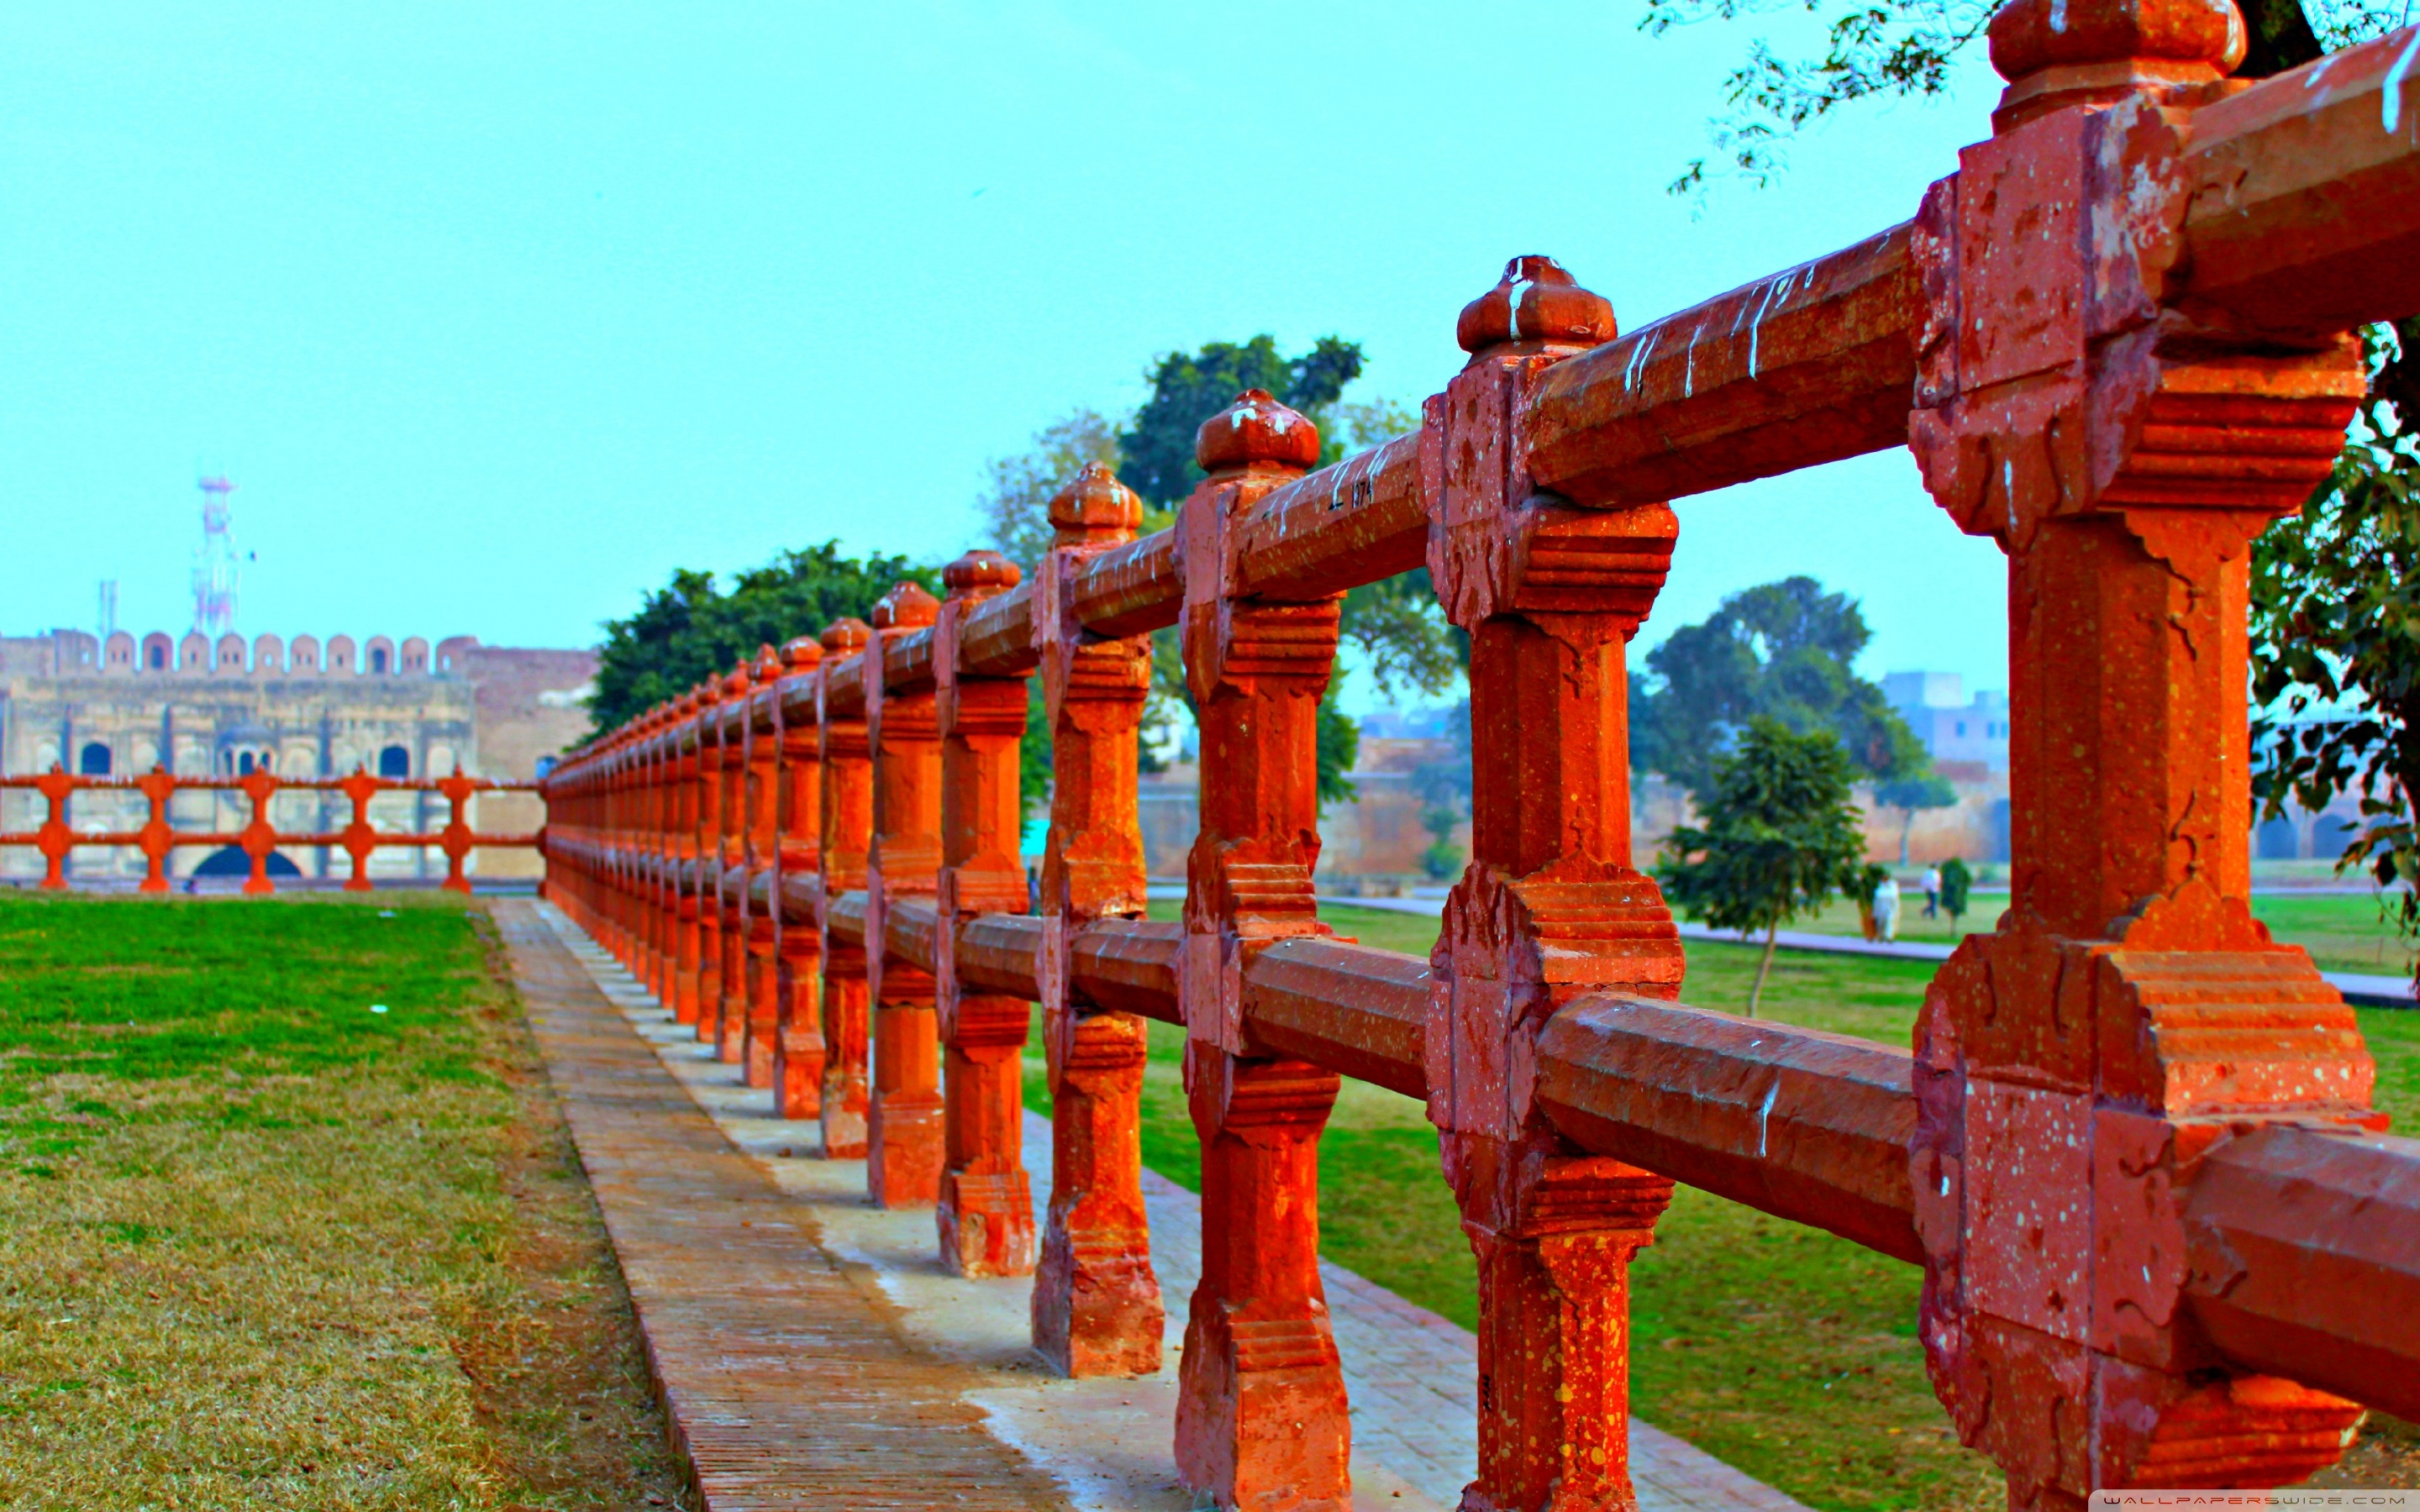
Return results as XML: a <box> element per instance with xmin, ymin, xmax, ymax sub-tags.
<box><xmin>1</xmin><ymin>3</ymin><xmax>2009</xmax><ymax>710</ymax></box>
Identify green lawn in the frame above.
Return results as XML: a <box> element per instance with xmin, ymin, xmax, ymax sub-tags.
<box><xmin>1776</xmin><ymin>888</ymin><xmax>2415</xmax><ymax>980</ymax></box>
<box><xmin>0</xmin><ymin>893</ymin><xmax>687</xmax><ymax>1512</ymax></box>
<box><xmin>1027</xmin><ymin>900</ymin><xmax>2420</xmax><ymax>1510</ymax></box>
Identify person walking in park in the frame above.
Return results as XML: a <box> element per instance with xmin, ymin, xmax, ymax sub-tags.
<box><xmin>1923</xmin><ymin>864</ymin><xmax>1942</xmax><ymax>920</ymax></box>
<box><xmin>1873</xmin><ymin>873</ymin><xmax>1902</xmax><ymax>942</ymax></box>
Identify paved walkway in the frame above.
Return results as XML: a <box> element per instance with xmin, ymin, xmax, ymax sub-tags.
<box><xmin>500</xmin><ymin>901</ymin><xmax>1072</xmax><ymax>1511</ymax></box>
<box><xmin>511</xmin><ymin>898</ymin><xmax>1810</xmax><ymax>1510</ymax></box>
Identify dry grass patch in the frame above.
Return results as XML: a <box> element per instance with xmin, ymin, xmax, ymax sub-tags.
<box><xmin>0</xmin><ymin>892</ymin><xmax>689</xmax><ymax>1512</ymax></box>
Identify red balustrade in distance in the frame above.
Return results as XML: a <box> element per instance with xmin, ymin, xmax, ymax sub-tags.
<box><xmin>541</xmin><ymin>3</ymin><xmax>2420</xmax><ymax>1504</ymax></box>
<box><xmin>0</xmin><ymin>768</ymin><xmax>539</xmax><ymax>894</ymax></box>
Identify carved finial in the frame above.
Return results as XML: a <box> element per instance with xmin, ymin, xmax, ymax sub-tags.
<box><xmin>1195</xmin><ymin>389</ymin><xmax>1321</xmax><ymax>475</ymax></box>
<box><xmin>755</xmin><ymin>643</ymin><xmax>782</xmax><ymax>682</ymax></box>
<box><xmin>1987</xmin><ymin>0</ymin><xmax>2245</xmax><ymax>129</ymax></box>
<box><xmin>944</xmin><ymin>549</ymin><xmax>1021</xmax><ymax>601</ymax></box>
<box><xmin>1457</xmin><ymin>255</ymin><xmax>1617</xmax><ymax>357</ymax></box>
<box><xmin>1047</xmin><ymin>462</ymin><xmax>1144</xmax><ymax>549</ymax></box>
<box><xmin>782</xmin><ymin>634</ymin><xmax>823</xmax><ymax>672</ymax></box>
<box><xmin>870</xmin><ymin>581</ymin><xmax>940</xmax><ymax>632</ymax></box>
<box><xmin>724</xmin><ymin>662</ymin><xmax>753</xmax><ymax>696</ymax></box>
<box><xmin>821</xmin><ymin>617</ymin><xmax>871</xmax><ymax>654</ymax></box>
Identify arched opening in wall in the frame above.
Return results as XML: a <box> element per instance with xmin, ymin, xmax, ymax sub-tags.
<box><xmin>79</xmin><ymin>743</ymin><xmax>112</xmax><ymax>776</ymax></box>
<box><xmin>370</xmin><ymin>648</ymin><xmax>389</xmax><ymax>674</ymax></box>
<box><xmin>379</xmin><ymin>745</ymin><xmax>411</xmax><ymax>779</ymax></box>
<box><xmin>192</xmin><ymin>846</ymin><xmax>302</xmax><ymax>880</ymax></box>
<box><xmin>148</xmin><ymin>644</ymin><xmax>166</xmax><ymax>669</ymax></box>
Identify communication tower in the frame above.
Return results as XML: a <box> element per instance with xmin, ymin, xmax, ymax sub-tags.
<box><xmin>192</xmin><ymin>476</ymin><xmax>238</xmax><ymax>638</ymax></box>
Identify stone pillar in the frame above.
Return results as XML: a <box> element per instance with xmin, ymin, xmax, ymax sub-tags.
<box><xmin>1173</xmin><ymin>390</ymin><xmax>1351</xmax><ymax>1512</ymax></box>
<box><xmin>934</xmin><ymin>549</ymin><xmax>1039</xmax><ymax>1277</ymax></box>
<box><xmin>774</xmin><ymin>635</ymin><xmax>825</xmax><ymax>1121</ymax></box>
<box><xmin>1906</xmin><ymin>3</ymin><xmax>2376</xmax><ymax>1500</ymax></box>
<box><xmin>644</xmin><ymin>710</ymin><xmax>672</xmax><ymax>1002</ymax></box>
<box><xmin>1426</xmin><ymin>257</ymin><xmax>1681</xmax><ymax>1512</ymax></box>
<box><xmin>744</xmin><ymin>646</ymin><xmax>783</xmax><ymax>1089</ymax></box>
<box><xmin>692</xmin><ymin>681</ymin><xmax>725</xmax><ymax>1041</ymax></box>
<box><xmin>819</xmin><ymin>618</ymin><xmax>875</xmax><ymax>1160</ymax></box>
<box><xmin>716</xmin><ymin>661</ymin><xmax>753</xmax><ymax>1066</ymax></box>
<box><xmin>865</xmin><ymin>582</ymin><xmax>946</xmax><ymax>1205</ymax></box>
<box><xmin>670</xmin><ymin>689</ymin><xmax>705</xmax><ymax>1027</ymax></box>
<box><xmin>1033</xmin><ymin>463</ymin><xmax>1165</xmax><ymax>1378</ymax></box>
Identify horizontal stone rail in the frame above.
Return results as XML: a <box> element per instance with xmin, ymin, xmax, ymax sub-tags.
<box><xmin>0</xmin><ymin>769</ymin><xmax>539</xmax><ymax>893</ymax></box>
<box><xmin>539</xmin><ymin>9</ymin><xmax>2420</xmax><ymax>1505</ymax></box>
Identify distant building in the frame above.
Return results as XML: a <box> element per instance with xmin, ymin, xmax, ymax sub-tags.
<box><xmin>0</xmin><ymin>627</ymin><xmax>595</xmax><ymax>883</ymax></box>
<box><xmin>1883</xmin><ymin>670</ymin><xmax>2010</xmax><ymax>773</ymax></box>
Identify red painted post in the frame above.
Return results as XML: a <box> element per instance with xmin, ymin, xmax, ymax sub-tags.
<box><xmin>866</xmin><ymin>581</ymin><xmax>946</xmax><ymax>1208</ymax></box>
<box><xmin>437</xmin><ymin>767</ymin><xmax>476</xmax><ymax>895</ymax></box>
<box><xmin>136</xmin><ymin>768</ymin><xmax>175</xmax><ymax>893</ymax></box>
<box><xmin>694</xmin><ymin>679</ymin><xmax>726</xmax><ymax>1044</ymax></box>
<box><xmin>820</xmin><ymin>618</ymin><xmax>876</xmax><ymax>1160</ymax></box>
<box><xmin>602</xmin><ymin>741</ymin><xmax>624</xmax><ymax>953</ymax></box>
<box><xmin>934</xmin><ymin>549</ymin><xmax>1038</xmax><ymax>1277</ymax></box>
<box><xmin>744</xmin><ymin>646</ymin><xmax>784</xmax><ymax>1089</ymax></box>
<box><xmin>1033</xmin><ymin>463</ymin><xmax>1166</xmax><ymax>1376</ymax></box>
<box><xmin>1173</xmin><ymin>391</ymin><xmax>1352</xmax><ymax>1510</ymax></box>
<box><xmin>238</xmin><ymin>769</ymin><xmax>281</xmax><ymax>895</ymax></box>
<box><xmin>34</xmin><ymin>767</ymin><xmax>74</xmax><ymax>890</ymax></box>
<box><xmin>717</xmin><ymin>662</ymin><xmax>754</xmax><ymax>1065</ymax></box>
<box><xmin>655</xmin><ymin>706</ymin><xmax>680</xmax><ymax>1000</ymax></box>
<box><xmin>673</xmin><ymin>687</ymin><xmax>708</xmax><ymax>1026</ymax></box>
<box><xmin>1906</xmin><ymin>3</ymin><xmax>2378</xmax><ymax>1499</ymax></box>
<box><xmin>651</xmin><ymin>703</ymin><xmax>679</xmax><ymax>1003</ymax></box>
<box><xmin>339</xmin><ymin>769</ymin><xmax>381</xmax><ymax>891</ymax></box>
<box><xmin>1429</xmin><ymin>257</ymin><xmax>1683</xmax><ymax>1512</ymax></box>
<box><xmin>774</xmin><ymin>635</ymin><xmax>826</xmax><ymax>1121</ymax></box>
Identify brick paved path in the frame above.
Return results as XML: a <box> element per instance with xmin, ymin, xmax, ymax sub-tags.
<box><xmin>499</xmin><ymin>901</ymin><xmax>1072</xmax><ymax>1511</ymax></box>
<box><xmin>513</xmin><ymin>899</ymin><xmax>1811</xmax><ymax>1511</ymax></box>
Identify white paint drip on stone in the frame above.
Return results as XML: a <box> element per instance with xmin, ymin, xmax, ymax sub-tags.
<box><xmin>2384</xmin><ymin>27</ymin><xmax>2420</xmax><ymax>134</ymax></box>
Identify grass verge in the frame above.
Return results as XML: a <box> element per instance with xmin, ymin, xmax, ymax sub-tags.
<box><xmin>0</xmin><ymin>891</ymin><xmax>690</xmax><ymax>1512</ymax></box>
<box><xmin>1773</xmin><ymin>890</ymin><xmax>2414</xmax><ymax>981</ymax></box>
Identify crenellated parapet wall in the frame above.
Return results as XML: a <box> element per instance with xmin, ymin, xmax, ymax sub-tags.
<box><xmin>61</xmin><ymin>628</ymin><xmax>472</xmax><ymax>678</ymax></box>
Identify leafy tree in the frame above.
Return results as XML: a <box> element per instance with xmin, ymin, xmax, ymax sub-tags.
<box><xmin>1849</xmin><ymin>859</ymin><xmax>1892</xmax><ymax>941</ymax></box>
<box><xmin>1633</xmin><ymin>575</ymin><xmax>1925</xmax><ymax>795</ymax></box>
<box><xmin>976</xmin><ymin>374</ymin><xmax>1452</xmax><ymax>811</ymax></box>
<box><xmin>1118</xmin><ymin>335</ymin><xmax>1365</xmax><ymax>508</ymax></box>
<box><xmin>1642</xmin><ymin>0</ymin><xmax>2392</xmax><ymax>192</ymax></box>
<box><xmin>1875</xmin><ymin>773</ymin><xmax>1960</xmax><ymax>864</ymax></box>
<box><xmin>973</xmin><ymin>409</ymin><xmax>1124</xmax><ymax>570</ymax></box>
<box><xmin>1422</xmin><ymin>806</ymin><xmax>1465</xmax><ymax>880</ymax></box>
<box><xmin>1317</xmin><ymin>681</ymin><xmax>1362</xmax><ymax>806</ymax></box>
<box><xmin>1939</xmin><ymin>855</ymin><xmax>1973</xmax><ymax>928</ymax></box>
<box><xmin>2252</xmin><ymin>323</ymin><xmax>2420</xmax><ymax>989</ymax></box>
<box><xmin>1659</xmin><ymin>718</ymin><xmax>1869</xmax><ymax>1015</ymax></box>
<box><xmin>589</xmin><ymin>543</ymin><xmax>933</xmax><ymax>734</ymax></box>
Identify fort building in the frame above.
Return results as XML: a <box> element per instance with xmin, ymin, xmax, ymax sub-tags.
<box><xmin>0</xmin><ymin>627</ymin><xmax>596</xmax><ymax>883</ymax></box>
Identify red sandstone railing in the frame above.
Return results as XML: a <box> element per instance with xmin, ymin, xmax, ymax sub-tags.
<box><xmin>541</xmin><ymin>7</ymin><xmax>2420</xmax><ymax>1504</ymax></box>
<box><xmin>0</xmin><ymin>769</ymin><xmax>541</xmax><ymax>893</ymax></box>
